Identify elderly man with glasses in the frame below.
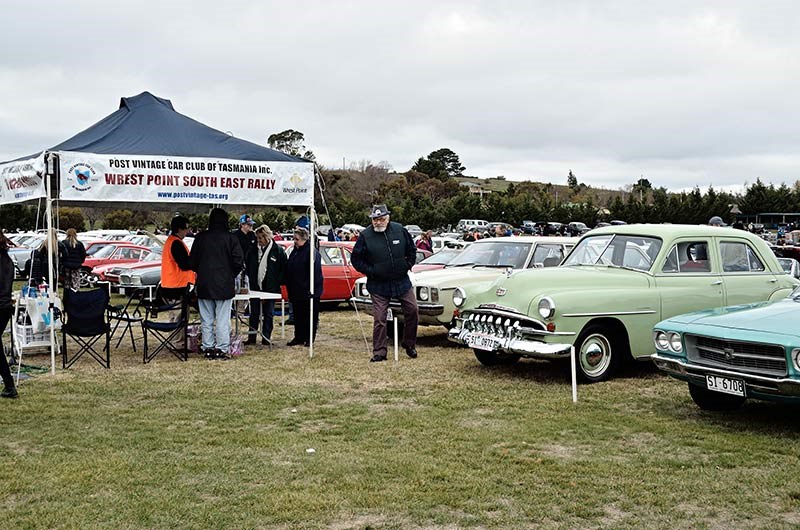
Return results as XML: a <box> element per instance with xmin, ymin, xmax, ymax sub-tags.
<box><xmin>351</xmin><ymin>204</ymin><xmax>419</xmax><ymax>363</ymax></box>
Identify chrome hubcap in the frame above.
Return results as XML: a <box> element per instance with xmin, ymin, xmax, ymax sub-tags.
<box><xmin>580</xmin><ymin>334</ymin><xmax>612</xmax><ymax>377</ymax></box>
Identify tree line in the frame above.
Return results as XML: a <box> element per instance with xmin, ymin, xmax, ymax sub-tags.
<box><xmin>2</xmin><ymin>130</ymin><xmax>797</xmax><ymax>232</ymax></box>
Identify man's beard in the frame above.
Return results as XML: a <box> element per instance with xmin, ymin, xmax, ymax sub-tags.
<box><xmin>373</xmin><ymin>225</ymin><xmax>387</xmax><ymax>233</ymax></box>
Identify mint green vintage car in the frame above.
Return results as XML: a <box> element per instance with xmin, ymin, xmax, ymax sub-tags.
<box><xmin>448</xmin><ymin>224</ymin><xmax>799</xmax><ymax>382</ymax></box>
<box><xmin>652</xmin><ymin>293</ymin><xmax>800</xmax><ymax>410</ymax></box>
<box><xmin>351</xmin><ymin>236</ymin><xmax>574</xmax><ymax>329</ymax></box>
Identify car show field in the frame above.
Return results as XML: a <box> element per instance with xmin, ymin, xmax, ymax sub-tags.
<box><xmin>3</xmin><ymin>305</ymin><xmax>800</xmax><ymax>529</ymax></box>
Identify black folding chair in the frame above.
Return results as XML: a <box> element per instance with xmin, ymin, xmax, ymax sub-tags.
<box><xmin>107</xmin><ymin>285</ymin><xmax>155</xmax><ymax>352</ymax></box>
<box><xmin>141</xmin><ymin>285</ymin><xmax>190</xmax><ymax>363</ymax></box>
<box><xmin>62</xmin><ymin>288</ymin><xmax>111</xmax><ymax>369</ymax></box>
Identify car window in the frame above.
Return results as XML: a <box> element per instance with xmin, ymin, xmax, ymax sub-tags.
<box><xmin>531</xmin><ymin>244</ymin><xmax>565</xmax><ymax>268</ymax></box>
<box><xmin>322</xmin><ymin>246</ymin><xmax>344</xmax><ymax>265</ymax></box>
<box><xmin>662</xmin><ymin>241</ymin><xmax>711</xmax><ymax>273</ymax></box>
<box><xmin>563</xmin><ymin>234</ymin><xmax>661</xmax><ymax>271</ymax></box>
<box><xmin>448</xmin><ymin>241</ymin><xmax>531</xmax><ymax>268</ymax></box>
<box><xmin>93</xmin><ymin>245</ymin><xmax>116</xmax><ymax>258</ymax></box>
<box><xmin>721</xmin><ymin>242</ymin><xmax>764</xmax><ymax>272</ymax></box>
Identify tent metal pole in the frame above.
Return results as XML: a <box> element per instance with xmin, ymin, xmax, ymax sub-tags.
<box><xmin>45</xmin><ymin>153</ymin><xmax>56</xmax><ymax>375</ymax></box>
<box><xmin>308</xmin><ymin>206</ymin><xmax>315</xmax><ymax>359</ymax></box>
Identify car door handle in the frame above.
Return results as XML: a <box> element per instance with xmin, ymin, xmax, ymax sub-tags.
<box><xmin>769</xmin><ymin>278</ymin><xmax>778</xmax><ymax>283</ymax></box>
<box><xmin>711</xmin><ymin>280</ymin><xmax>723</xmax><ymax>285</ymax></box>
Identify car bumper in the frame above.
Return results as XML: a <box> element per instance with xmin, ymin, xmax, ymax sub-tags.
<box><xmin>351</xmin><ymin>296</ymin><xmax>445</xmax><ymax>319</ymax></box>
<box><xmin>448</xmin><ymin>327</ymin><xmax>573</xmax><ymax>358</ymax></box>
<box><xmin>651</xmin><ymin>353</ymin><xmax>800</xmax><ymax>398</ymax></box>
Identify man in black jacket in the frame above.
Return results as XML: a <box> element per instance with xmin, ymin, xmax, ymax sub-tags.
<box><xmin>234</xmin><ymin>213</ymin><xmax>259</xmax><ymax>344</ymax></box>
<box><xmin>190</xmin><ymin>208</ymin><xmax>244</xmax><ymax>360</ymax></box>
<box><xmin>351</xmin><ymin>204</ymin><xmax>419</xmax><ymax>362</ymax></box>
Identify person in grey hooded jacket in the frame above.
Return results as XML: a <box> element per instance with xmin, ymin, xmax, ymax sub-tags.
<box><xmin>190</xmin><ymin>207</ymin><xmax>243</xmax><ymax>359</ymax></box>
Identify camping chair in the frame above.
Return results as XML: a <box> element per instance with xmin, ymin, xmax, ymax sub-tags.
<box><xmin>62</xmin><ymin>287</ymin><xmax>111</xmax><ymax>369</ymax></box>
<box><xmin>107</xmin><ymin>285</ymin><xmax>154</xmax><ymax>353</ymax></box>
<box><xmin>141</xmin><ymin>285</ymin><xmax>191</xmax><ymax>363</ymax></box>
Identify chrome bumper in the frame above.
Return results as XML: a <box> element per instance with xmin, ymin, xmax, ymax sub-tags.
<box><xmin>651</xmin><ymin>353</ymin><xmax>800</xmax><ymax>397</ymax></box>
<box><xmin>350</xmin><ymin>296</ymin><xmax>444</xmax><ymax>317</ymax></box>
<box><xmin>448</xmin><ymin>327</ymin><xmax>572</xmax><ymax>359</ymax></box>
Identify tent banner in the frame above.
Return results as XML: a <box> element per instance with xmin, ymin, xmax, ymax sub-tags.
<box><xmin>56</xmin><ymin>151</ymin><xmax>314</xmax><ymax>206</ymax></box>
<box><xmin>0</xmin><ymin>153</ymin><xmax>46</xmax><ymax>205</ymax></box>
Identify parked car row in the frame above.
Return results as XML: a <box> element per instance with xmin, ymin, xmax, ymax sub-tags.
<box><xmin>352</xmin><ymin>236</ymin><xmax>576</xmax><ymax>329</ymax></box>
<box><xmin>441</xmin><ymin>225</ymin><xmax>800</xmax><ymax>413</ymax></box>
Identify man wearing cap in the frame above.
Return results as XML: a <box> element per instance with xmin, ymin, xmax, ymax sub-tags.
<box><xmin>351</xmin><ymin>204</ymin><xmax>419</xmax><ymax>362</ymax></box>
<box><xmin>234</xmin><ymin>213</ymin><xmax>260</xmax><ymax>345</ymax></box>
<box><xmin>708</xmin><ymin>216</ymin><xmax>725</xmax><ymax>227</ymax></box>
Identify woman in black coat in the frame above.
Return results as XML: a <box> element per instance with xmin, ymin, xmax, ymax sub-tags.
<box><xmin>284</xmin><ymin>227</ymin><xmax>323</xmax><ymax>347</ymax></box>
<box><xmin>0</xmin><ymin>233</ymin><xmax>17</xmax><ymax>398</ymax></box>
<box><xmin>59</xmin><ymin>228</ymin><xmax>86</xmax><ymax>291</ymax></box>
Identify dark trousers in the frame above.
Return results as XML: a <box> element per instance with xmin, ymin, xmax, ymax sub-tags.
<box><xmin>0</xmin><ymin>308</ymin><xmax>14</xmax><ymax>388</ymax></box>
<box><xmin>248</xmin><ymin>299</ymin><xmax>276</xmax><ymax>342</ymax></box>
<box><xmin>370</xmin><ymin>288</ymin><xmax>418</xmax><ymax>358</ymax></box>
<box><xmin>290</xmin><ymin>296</ymin><xmax>319</xmax><ymax>344</ymax></box>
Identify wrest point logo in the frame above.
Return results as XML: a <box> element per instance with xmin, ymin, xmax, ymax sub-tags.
<box><xmin>68</xmin><ymin>162</ymin><xmax>97</xmax><ymax>192</ymax></box>
<box><xmin>283</xmin><ymin>173</ymin><xmax>308</xmax><ymax>193</ymax></box>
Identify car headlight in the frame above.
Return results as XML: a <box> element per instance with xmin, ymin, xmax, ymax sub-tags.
<box><xmin>430</xmin><ymin>288</ymin><xmax>439</xmax><ymax>303</ymax></box>
<box><xmin>537</xmin><ymin>296</ymin><xmax>555</xmax><ymax>319</ymax></box>
<box><xmin>654</xmin><ymin>330</ymin><xmax>670</xmax><ymax>351</ymax></box>
<box><xmin>792</xmin><ymin>349</ymin><xmax>800</xmax><ymax>372</ymax></box>
<box><xmin>417</xmin><ymin>286</ymin><xmax>429</xmax><ymax>302</ymax></box>
<box><xmin>668</xmin><ymin>332</ymin><xmax>682</xmax><ymax>353</ymax></box>
<box><xmin>360</xmin><ymin>284</ymin><xmax>369</xmax><ymax>297</ymax></box>
<box><xmin>452</xmin><ymin>287</ymin><xmax>466</xmax><ymax>308</ymax></box>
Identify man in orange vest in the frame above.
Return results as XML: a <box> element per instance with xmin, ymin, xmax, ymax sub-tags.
<box><xmin>161</xmin><ymin>215</ymin><xmax>196</xmax><ymax>324</ymax></box>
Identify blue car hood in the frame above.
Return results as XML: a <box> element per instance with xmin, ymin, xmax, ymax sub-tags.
<box><xmin>665</xmin><ymin>298</ymin><xmax>800</xmax><ymax>336</ymax></box>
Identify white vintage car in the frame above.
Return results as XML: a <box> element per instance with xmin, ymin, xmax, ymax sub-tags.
<box><xmin>351</xmin><ymin>236</ymin><xmax>575</xmax><ymax>329</ymax></box>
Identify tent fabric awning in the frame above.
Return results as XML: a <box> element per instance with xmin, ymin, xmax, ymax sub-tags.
<box><xmin>0</xmin><ymin>91</ymin><xmax>315</xmax><ymax>207</ymax></box>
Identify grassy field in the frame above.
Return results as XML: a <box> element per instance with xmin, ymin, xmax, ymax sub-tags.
<box><xmin>3</xmin><ymin>303</ymin><xmax>800</xmax><ymax>529</ymax></box>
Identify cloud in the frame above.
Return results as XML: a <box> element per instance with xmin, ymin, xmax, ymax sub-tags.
<box><xmin>1</xmin><ymin>1</ymin><xmax>799</xmax><ymax>191</ymax></box>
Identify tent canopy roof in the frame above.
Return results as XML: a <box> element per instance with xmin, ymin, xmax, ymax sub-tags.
<box><xmin>50</xmin><ymin>91</ymin><xmax>305</xmax><ymax>163</ymax></box>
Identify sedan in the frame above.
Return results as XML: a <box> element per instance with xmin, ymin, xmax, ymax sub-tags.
<box><xmin>652</xmin><ymin>291</ymin><xmax>800</xmax><ymax>410</ymax></box>
<box><xmin>353</xmin><ymin>236</ymin><xmax>575</xmax><ymax>329</ymax></box>
<box><xmin>449</xmin><ymin>224</ymin><xmax>798</xmax><ymax>382</ymax></box>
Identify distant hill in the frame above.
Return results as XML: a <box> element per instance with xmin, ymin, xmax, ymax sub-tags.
<box><xmin>453</xmin><ymin>175</ymin><xmax>629</xmax><ymax>204</ymax></box>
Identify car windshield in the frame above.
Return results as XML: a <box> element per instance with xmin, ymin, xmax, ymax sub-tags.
<box><xmin>447</xmin><ymin>241</ymin><xmax>531</xmax><ymax>268</ymax></box>
<box><xmin>91</xmin><ymin>245</ymin><xmax>118</xmax><ymax>258</ymax></box>
<box><xmin>420</xmin><ymin>249</ymin><xmax>461</xmax><ymax>266</ymax></box>
<box><xmin>143</xmin><ymin>251</ymin><xmax>162</xmax><ymax>263</ymax></box>
<box><xmin>562</xmin><ymin>234</ymin><xmax>662</xmax><ymax>271</ymax></box>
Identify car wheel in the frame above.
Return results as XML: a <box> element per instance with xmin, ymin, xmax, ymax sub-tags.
<box><xmin>574</xmin><ymin>325</ymin><xmax>620</xmax><ymax>383</ymax></box>
<box><xmin>688</xmin><ymin>383</ymin><xmax>746</xmax><ymax>411</ymax></box>
<box><xmin>473</xmin><ymin>349</ymin><xmax>521</xmax><ymax>366</ymax></box>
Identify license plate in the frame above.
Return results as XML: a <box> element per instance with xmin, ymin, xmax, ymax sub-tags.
<box><xmin>120</xmin><ymin>287</ymin><xmax>127</xmax><ymax>295</ymax></box>
<box><xmin>467</xmin><ymin>333</ymin><xmax>500</xmax><ymax>352</ymax></box>
<box><xmin>706</xmin><ymin>375</ymin><xmax>746</xmax><ymax>397</ymax></box>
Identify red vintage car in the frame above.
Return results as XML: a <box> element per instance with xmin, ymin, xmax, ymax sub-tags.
<box><xmin>83</xmin><ymin>243</ymin><xmax>154</xmax><ymax>286</ymax></box>
<box><xmin>277</xmin><ymin>240</ymin><xmax>364</xmax><ymax>303</ymax></box>
<box><xmin>91</xmin><ymin>249</ymin><xmax>162</xmax><ymax>285</ymax></box>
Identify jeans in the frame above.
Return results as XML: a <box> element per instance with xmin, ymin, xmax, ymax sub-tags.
<box><xmin>198</xmin><ymin>298</ymin><xmax>233</xmax><ymax>353</ymax></box>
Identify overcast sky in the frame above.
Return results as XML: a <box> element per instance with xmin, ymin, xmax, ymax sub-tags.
<box><xmin>2</xmin><ymin>1</ymin><xmax>799</xmax><ymax>192</ymax></box>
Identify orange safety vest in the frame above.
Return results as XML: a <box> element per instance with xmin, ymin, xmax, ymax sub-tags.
<box><xmin>161</xmin><ymin>235</ymin><xmax>196</xmax><ymax>288</ymax></box>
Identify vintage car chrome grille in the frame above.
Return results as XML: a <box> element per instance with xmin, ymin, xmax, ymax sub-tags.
<box><xmin>685</xmin><ymin>334</ymin><xmax>787</xmax><ymax>376</ymax></box>
<box><xmin>460</xmin><ymin>308</ymin><xmax>546</xmax><ymax>339</ymax></box>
